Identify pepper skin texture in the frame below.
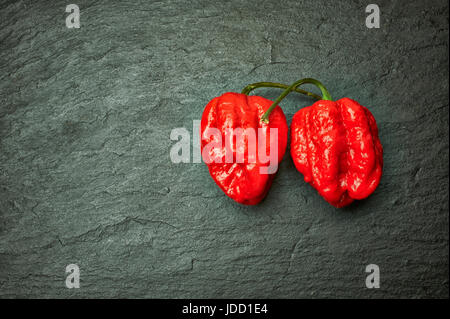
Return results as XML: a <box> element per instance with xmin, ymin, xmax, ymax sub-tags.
<box><xmin>201</xmin><ymin>92</ymin><xmax>288</xmax><ymax>205</ymax></box>
<box><xmin>290</xmin><ymin>97</ymin><xmax>383</xmax><ymax>207</ymax></box>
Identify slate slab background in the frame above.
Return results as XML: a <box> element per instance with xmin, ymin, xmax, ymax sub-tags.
<box><xmin>0</xmin><ymin>0</ymin><xmax>448</xmax><ymax>298</ymax></box>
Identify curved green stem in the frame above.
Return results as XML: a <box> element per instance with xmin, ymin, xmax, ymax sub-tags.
<box><xmin>241</xmin><ymin>82</ymin><xmax>322</xmax><ymax>100</ymax></box>
<box><xmin>260</xmin><ymin>78</ymin><xmax>332</xmax><ymax>124</ymax></box>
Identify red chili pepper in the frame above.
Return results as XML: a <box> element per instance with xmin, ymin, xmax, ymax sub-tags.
<box><xmin>200</xmin><ymin>92</ymin><xmax>288</xmax><ymax>205</ymax></box>
<box><xmin>201</xmin><ymin>78</ymin><xmax>383</xmax><ymax>208</ymax></box>
<box><xmin>287</xmin><ymin>79</ymin><xmax>383</xmax><ymax>207</ymax></box>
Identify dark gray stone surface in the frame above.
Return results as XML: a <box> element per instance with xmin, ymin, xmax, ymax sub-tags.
<box><xmin>0</xmin><ymin>0</ymin><xmax>448</xmax><ymax>298</ymax></box>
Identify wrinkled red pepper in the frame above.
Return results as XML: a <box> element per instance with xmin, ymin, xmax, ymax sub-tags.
<box><xmin>288</xmin><ymin>79</ymin><xmax>383</xmax><ymax>207</ymax></box>
<box><xmin>200</xmin><ymin>78</ymin><xmax>383</xmax><ymax>207</ymax></box>
<box><xmin>200</xmin><ymin>92</ymin><xmax>288</xmax><ymax>205</ymax></box>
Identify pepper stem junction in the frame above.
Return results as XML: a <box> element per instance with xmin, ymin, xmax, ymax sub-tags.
<box><xmin>241</xmin><ymin>82</ymin><xmax>322</xmax><ymax>100</ymax></box>
<box><xmin>260</xmin><ymin>78</ymin><xmax>332</xmax><ymax>124</ymax></box>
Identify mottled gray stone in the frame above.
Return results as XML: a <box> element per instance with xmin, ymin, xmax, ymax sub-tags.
<box><xmin>0</xmin><ymin>0</ymin><xmax>448</xmax><ymax>298</ymax></box>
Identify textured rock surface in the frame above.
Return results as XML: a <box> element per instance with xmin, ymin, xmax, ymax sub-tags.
<box><xmin>0</xmin><ymin>0</ymin><xmax>448</xmax><ymax>298</ymax></box>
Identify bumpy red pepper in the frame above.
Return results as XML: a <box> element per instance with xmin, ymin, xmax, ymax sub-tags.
<box><xmin>288</xmin><ymin>79</ymin><xmax>383</xmax><ymax>207</ymax></box>
<box><xmin>201</xmin><ymin>78</ymin><xmax>383</xmax><ymax>207</ymax></box>
<box><xmin>201</xmin><ymin>92</ymin><xmax>288</xmax><ymax>205</ymax></box>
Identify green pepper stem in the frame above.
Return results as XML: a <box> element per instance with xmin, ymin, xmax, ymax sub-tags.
<box><xmin>260</xmin><ymin>78</ymin><xmax>332</xmax><ymax>124</ymax></box>
<box><xmin>241</xmin><ymin>82</ymin><xmax>322</xmax><ymax>100</ymax></box>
